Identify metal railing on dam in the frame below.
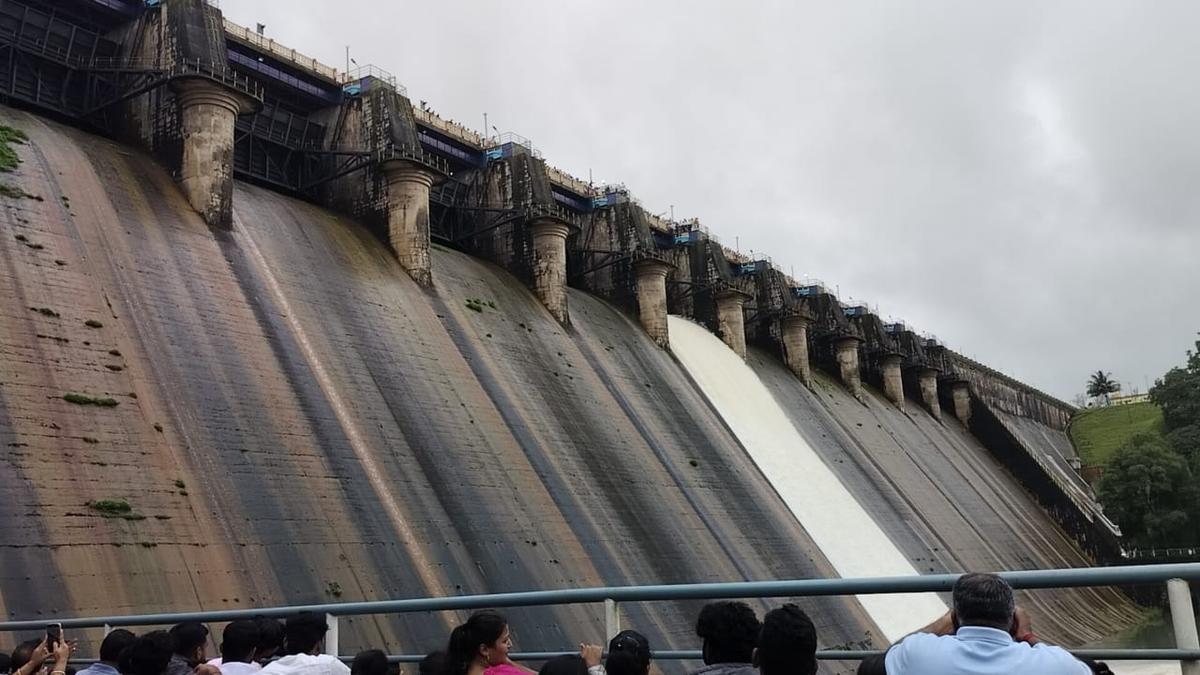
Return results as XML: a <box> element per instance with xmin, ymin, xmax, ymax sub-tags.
<box><xmin>3</xmin><ymin>564</ymin><xmax>1199</xmax><ymax>669</ymax></box>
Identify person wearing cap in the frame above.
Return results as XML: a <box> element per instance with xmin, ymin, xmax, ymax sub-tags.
<box><xmin>879</xmin><ymin>573</ymin><xmax>1091</xmax><ymax>675</ymax></box>
<box><xmin>603</xmin><ymin>631</ymin><xmax>651</xmax><ymax>675</ymax></box>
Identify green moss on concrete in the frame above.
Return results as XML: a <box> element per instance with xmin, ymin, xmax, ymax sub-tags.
<box><xmin>84</xmin><ymin>319</ymin><xmax>104</xmax><ymax>328</ymax></box>
<box><xmin>63</xmin><ymin>392</ymin><xmax>120</xmax><ymax>407</ymax></box>
<box><xmin>1070</xmin><ymin>402</ymin><xmax>1165</xmax><ymax>466</ymax></box>
<box><xmin>86</xmin><ymin>499</ymin><xmax>145</xmax><ymax>520</ymax></box>
<box><xmin>0</xmin><ymin>125</ymin><xmax>27</xmax><ymax>172</ymax></box>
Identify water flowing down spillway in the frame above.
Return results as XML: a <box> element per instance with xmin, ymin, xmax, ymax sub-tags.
<box><xmin>667</xmin><ymin>316</ymin><xmax>947</xmax><ymax>641</ymax></box>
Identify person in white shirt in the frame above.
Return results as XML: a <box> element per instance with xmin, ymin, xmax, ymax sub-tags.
<box><xmin>258</xmin><ymin>613</ymin><xmax>349</xmax><ymax>675</ymax></box>
<box><xmin>216</xmin><ymin>621</ymin><xmax>262</xmax><ymax>675</ymax></box>
<box><xmin>881</xmin><ymin>573</ymin><xmax>1091</xmax><ymax>675</ymax></box>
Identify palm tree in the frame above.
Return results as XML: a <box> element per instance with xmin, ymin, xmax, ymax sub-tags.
<box><xmin>1087</xmin><ymin>370</ymin><xmax>1121</xmax><ymax>403</ymax></box>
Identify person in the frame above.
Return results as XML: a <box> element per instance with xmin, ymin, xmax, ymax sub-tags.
<box><xmin>444</xmin><ymin>611</ymin><xmax>532</xmax><ymax>675</ymax></box>
<box><xmin>1</xmin><ymin>650</ymin><xmax>11</xmax><ymax>675</ymax></box>
<box><xmin>78</xmin><ymin>630</ymin><xmax>138</xmax><ymax>675</ymax></box>
<box><xmin>881</xmin><ymin>573</ymin><xmax>1091</xmax><ymax>675</ymax></box>
<box><xmin>690</xmin><ymin>602</ymin><xmax>760</xmax><ymax>675</ymax></box>
<box><xmin>123</xmin><ymin>632</ymin><xmax>175</xmax><ymax>675</ymax></box>
<box><xmin>12</xmin><ymin>637</ymin><xmax>71</xmax><ymax>675</ymax></box>
<box><xmin>603</xmin><ymin>630</ymin><xmax>651</xmax><ymax>675</ymax></box>
<box><xmin>167</xmin><ymin>624</ymin><xmax>210</xmax><ymax>675</ymax></box>
<box><xmin>349</xmin><ymin>651</ymin><xmax>387</xmax><ymax>675</ymax></box>
<box><xmin>257</xmin><ymin>613</ymin><xmax>349</xmax><ymax>675</ymax></box>
<box><xmin>254</xmin><ymin>620</ymin><xmax>286</xmax><ymax>666</ymax></box>
<box><xmin>752</xmin><ymin>605</ymin><xmax>816</xmax><ymax>675</ymax></box>
<box><xmin>215</xmin><ymin>621</ymin><xmax>261</xmax><ymax>675</ymax></box>
<box><xmin>417</xmin><ymin>652</ymin><xmax>446</xmax><ymax>675</ymax></box>
<box><xmin>535</xmin><ymin>657</ymin><xmax>584</xmax><ymax>675</ymax></box>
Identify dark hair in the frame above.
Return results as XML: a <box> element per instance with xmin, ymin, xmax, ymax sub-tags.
<box><xmin>221</xmin><ymin>620</ymin><xmax>261</xmax><ymax>663</ymax></box>
<box><xmin>607</xmin><ymin>630</ymin><xmax>650</xmax><ymax>669</ymax></box>
<box><xmin>351</xmin><ymin>650</ymin><xmax>389</xmax><ymax>675</ymax></box>
<box><xmin>123</xmin><ymin>631</ymin><xmax>175</xmax><ymax>675</ymax></box>
<box><xmin>100</xmin><ymin>630</ymin><xmax>138</xmax><ymax>664</ymax></box>
<box><xmin>952</xmin><ymin>573</ymin><xmax>1015</xmax><ymax>629</ymax></box>
<box><xmin>603</xmin><ymin>650</ymin><xmax>643</xmax><ymax>675</ymax></box>
<box><xmin>11</xmin><ymin>639</ymin><xmax>41</xmax><ymax>672</ymax></box>
<box><xmin>537</xmin><ymin>655</ymin><xmax>586</xmax><ymax>675</ymax></box>
<box><xmin>418</xmin><ymin>651</ymin><xmax>448</xmax><ymax>675</ymax></box>
<box><xmin>0</xmin><ymin>650</ymin><xmax>11</xmax><ymax>675</ymax></box>
<box><xmin>696</xmin><ymin>601</ymin><xmax>760</xmax><ymax>665</ymax></box>
<box><xmin>168</xmin><ymin>622</ymin><xmax>209</xmax><ymax>658</ymax></box>
<box><xmin>254</xmin><ymin>618</ymin><xmax>285</xmax><ymax>662</ymax></box>
<box><xmin>284</xmin><ymin>613</ymin><xmax>329</xmax><ymax>656</ymax></box>
<box><xmin>757</xmin><ymin>604</ymin><xmax>817</xmax><ymax>675</ymax></box>
<box><xmin>445</xmin><ymin>611</ymin><xmax>508</xmax><ymax>675</ymax></box>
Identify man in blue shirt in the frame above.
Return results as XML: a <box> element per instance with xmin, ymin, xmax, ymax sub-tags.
<box><xmin>77</xmin><ymin>629</ymin><xmax>137</xmax><ymax>675</ymax></box>
<box><xmin>882</xmin><ymin>573</ymin><xmax>1091</xmax><ymax>675</ymax></box>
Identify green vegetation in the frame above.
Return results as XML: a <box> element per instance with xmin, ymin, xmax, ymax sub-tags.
<box><xmin>84</xmin><ymin>319</ymin><xmax>104</xmax><ymax>328</ymax></box>
<box><xmin>0</xmin><ymin>125</ymin><xmax>27</xmax><ymax>172</ymax></box>
<box><xmin>174</xmin><ymin>479</ymin><xmax>186</xmax><ymax>489</ymax></box>
<box><xmin>0</xmin><ymin>184</ymin><xmax>39</xmax><ymax>200</ymax></box>
<box><xmin>32</xmin><ymin>307</ymin><xmax>59</xmax><ymax>318</ymax></box>
<box><xmin>465</xmin><ymin>298</ymin><xmax>497</xmax><ymax>313</ymax></box>
<box><xmin>325</xmin><ymin>581</ymin><xmax>343</xmax><ymax>598</ymax></box>
<box><xmin>63</xmin><ymin>392</ymin><xmax>119</xmax><ymax>407</ymax></box>
<box><xmin>86</xmin><ymin>499</ymin><xmax>145</xmax><ymax>521</ymax></box>
<box><xmin>1096</xmin><ymin>334</ymin><xmax>1200</xmax><ymax>550</ymax></box>
<box><xmin>1070</xmin><ymin>402</ymin><xmax>1164</xmax><ymax>467</ymax></box>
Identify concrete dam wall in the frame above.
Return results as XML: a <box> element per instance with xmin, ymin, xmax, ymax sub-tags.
<box><xmin>0</xmin><ymin>107</ymin><xmax>1143</xmax><ymax>663</ymax></box>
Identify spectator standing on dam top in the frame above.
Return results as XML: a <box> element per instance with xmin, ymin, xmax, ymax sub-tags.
<box><xmin>689</xmin><ymin>602</ymin><xmax>761</xmax><ymax>675</ymax></box>
<box><xmin>879</xmin><ymin>573</ymin><xmax>1091</xmax><ymax>675</ymax></box>
<box><xmin>752</xmin><ymin>605</ymin><xmax>817</xmax><ymax>675</ymax></box>
<box><xmin>258</xmin><ymin>613</ymin><xmax>349</xmax><ymax>675</ymax></box>
<box><xmin>77</xmin><ymin>630</ymin><xmax>137</xmax><ymax>675</ymax></box>
<box><xmin>167</xmin><ymin>624</ymin><xmax>209</xmax><ymax>675</ymax></box>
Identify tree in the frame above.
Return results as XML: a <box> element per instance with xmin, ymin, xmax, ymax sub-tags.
<box><xmin>1098</xmin><ymin>433</ymin><xmax>1199</xmax><ymax>549</ymax></box>
<box><xmin>1086</xmin><ymin>370</ymin><xmax>1121</xmax><ymax>401</ymax></box>
<box><xmin>1150</xmin><ymin>335</ymin><xmax>1200</xmax><ymax>431</ymax></box>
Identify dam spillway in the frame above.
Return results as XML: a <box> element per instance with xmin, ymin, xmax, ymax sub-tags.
<box><xmin>0</xmin><ymin>0</ymin><xmax>1149</xmax><ymax>666</ymax></box>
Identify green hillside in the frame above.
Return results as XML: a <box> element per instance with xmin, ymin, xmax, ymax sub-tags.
<box><xmin>1070</xmin><ymin>402</ymin><xmax>1165</xmax><ymax>466</ymax></box>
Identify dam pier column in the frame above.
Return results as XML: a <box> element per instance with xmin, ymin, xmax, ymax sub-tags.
<box><xmin>531</xmin><ymin>218</ymin><xmax>571</xmax><ymax>323</ymax></box>
<box><xmin>633</xmin><ymin>258</ymin><xmax>673</xmax><ymax>347</ymax></box>
<box><xmin>715</xmin><ymin>290</ymin><xmax>748</xmax><ymax>359</ymax></box>
<box><xmin>881</xmin><ymin>355</ymin><xmax>905</xmax><ymax>410</ymax></box>
<box><xmin>780</xmin><ymin>315</ymin><xmax>813</xmax><ymax>386</ymax></box>
<box><xmin>951</xmin><ymin>381</ymin><xmax>972</xmax><ymax>426</ymax></box>
<box><xmin>382</xmin><ymin>160</ymin><xmax>437</xmax><ymax>287</ymax></box>
<box><xmin>918</xmin><ymin>368</ymin><xmax>942</xmax><ymax>420</ymax></box>
<box><xmin>175</xmin><ymin>79</ymin><xmax>253</xmax><ymax>227</ymax></box>
<box><xmin>835</xmin><ymin>337</ymin><xmax>863</xmax><ymax>400</ymax></box>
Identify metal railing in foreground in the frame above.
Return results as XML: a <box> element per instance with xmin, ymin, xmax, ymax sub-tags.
<box><xmin>2</xmin><ymin>564</ymin><xmax>1199</xmax><ymax>669</ymax></box>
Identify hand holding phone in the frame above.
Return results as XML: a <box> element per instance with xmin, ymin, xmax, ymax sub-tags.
<box><xmin>45</xmin><ymin>624</ymin><xmax>62</xmax><ymax>651</ymax></box>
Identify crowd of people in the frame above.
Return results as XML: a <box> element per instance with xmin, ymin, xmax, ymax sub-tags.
<box><xmin>3</xmin><ymin>574</ymin><xmax>1110</xmax><ymax>675</ymax></box>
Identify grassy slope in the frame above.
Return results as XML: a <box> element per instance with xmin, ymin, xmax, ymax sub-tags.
<box><xmin>1069</xmin><ymin>401</ymin><xmax>1165</xmax><ymax>466</ymax></box>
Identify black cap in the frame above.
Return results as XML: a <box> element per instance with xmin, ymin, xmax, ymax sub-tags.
<box><xmin>608</xmin><ymin>630</ymin><xmax>651</xmax><ymax>666</ymax></box>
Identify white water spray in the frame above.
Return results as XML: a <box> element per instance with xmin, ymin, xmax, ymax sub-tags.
<box><xmin>668</xmin><ymin>316</ymin><xmax>946</xmax><ymax>641</ymax></box>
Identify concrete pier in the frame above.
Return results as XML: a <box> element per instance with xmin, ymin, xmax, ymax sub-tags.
<box><xmin>780</xmin><ymin>315</ymin><xmax>813</xmax><ymax>386</ymax></box>
<box><xmin>175</xmin><ymin>79</ymin><xmax>249</xmax><ymax>227</ymax></box>
<box><xmin>835</xmin><ymin>337</ymin><xmax>863</xmax><ymax>399</ymax></box>
<box><xmin>530</xmin><ymin>218</ymin><xmax>571</xmax><ymax>323</ymax></box>
<box><xmin>633</xmin><ymin>258</ymin><xmax>673</xmax><ymax>347</ymax></box>
<box><xmin>381</xmin><ymin>160</ymin><xmax>437</xmax><ymax>286</ymax></box>
<box><xmin>881</xmin><ymin>355</ymin><xmax>905</xmax><ymax>410</ymax></box>
<box><xmin>951</xmin><ymin>381</ymin><xmax>972</xmax><ymax>426</ymax></box>
<box><xmin>715</xmin><ymin>291</ymin><xmax>747</xmax><ymax>358</ymax></box>
<box><xmin>918</xmin><ymin>368</ymin><xmax>942</xmax><ymax>420</ymax></box>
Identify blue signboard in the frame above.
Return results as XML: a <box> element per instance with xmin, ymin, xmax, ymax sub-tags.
<box><xmin>791</xmin><ymin>285</ymin><xmax>822</xmax><ymax>297</ymax></box>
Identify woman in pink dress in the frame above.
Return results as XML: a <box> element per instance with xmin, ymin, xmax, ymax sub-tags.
<box><xmin>445</xmin><ymin>611</ymin><xmax>534</xmax><ymax>675</ymax></box>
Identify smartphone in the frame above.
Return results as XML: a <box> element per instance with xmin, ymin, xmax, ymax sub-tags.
<box><xmin>45</xmin><ymin>623</ymin><xmax>62</xmax><ymax>650</ymax></box>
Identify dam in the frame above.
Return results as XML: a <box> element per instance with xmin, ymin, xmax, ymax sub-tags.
<box><xmin>0</xmin><ymin>0</ymin><xmax>1163</xmax><ymax>670</ymax></box>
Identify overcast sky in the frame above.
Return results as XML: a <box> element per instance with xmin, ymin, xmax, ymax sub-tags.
<box><xmin>221</xmin><ymin>0</ymin><xmax>1199</xmax><ymax>401</ymax></box>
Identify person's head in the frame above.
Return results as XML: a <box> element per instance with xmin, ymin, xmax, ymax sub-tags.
<box><xmin>418</xmin><ymin>651</ymin><xmax>447</xmax><ymax>675</ymax></box>
<box><xmin>168</xmin><ymin>623</ymin><xmax>209</xmax><ymax>665</ymax></box>
<box><xmin>11</xmin><ymin>639</ymin><xmax>42</xmax><ymax>673</ymax></box>
<box><xmin>695</xmin><ymin>601</ymin><xmax>760</xmax><ymax>665</ymax></box>
<box><xmin>606</xmin><ymin>630</ymin><xmax>651</xmax><ymax>675</ymax></box>
<box><xmin>537</xmin><ymin>655</ymin><xmax>585</xmax><ymax>675</ymax></box>
<box><xmin>753</xmin><ymin>604</ymin><xmax>817</xmax><ymax>675</ymax></box>
<box><xmin>0</xmin><ymin>651</ymin><xmax>11</xmax><ymax>675</ymax></box>
<box><xmin>100</xmin><ymin>630</ymin><xmax>138</xmax><ymax>666</ymax></box>
<box><xmin>951</xmin><ymin>573</ymin><xmax>1015</xmax><ymax>631</ymax></box>
<box><xmin>123</xmin><ymin>631</ymin><xmax>174</xmax><ymax>675</ymax></box>
<box><xmin>254</xmin><ymin>618</ymin><xmax>285</xmax><ymax>663</ymax></box>
<box><xmin>284</xmin><ymin>613</ymin><xmax>328</xmax><ymax>656</ymax></box>
<box><xmin>351</xmin><ymin>650</ymin><xmax>388</xmax><ymax>675</ymax></box>
<box><xmin>220</xmin><ymin>621</ymin><xmax>261</xmax><ymax>664</ymax></box>
<box><xmin>445</xmin><ymin>611</ymin><xmax>510</xmax><ymax>675</ymax></box>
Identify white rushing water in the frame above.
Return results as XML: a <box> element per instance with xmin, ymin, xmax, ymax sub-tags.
<box><xmin>668</xmin><ymin>316</ymin><xmax>947</xmax><ymax>641</ymax></box>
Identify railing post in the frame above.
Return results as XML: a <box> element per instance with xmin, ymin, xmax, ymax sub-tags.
<box><xmin>1168</xmin><ymin>578</ymin><xmax>1200</xmax><ymax>675</ymax></box>
<box><xmin>604</xmin><ymin>599</ymin><xmax>620</xmax><ymax>640</ymax></box>
<box><xmin>103</xmin><ymin>624</ymin><xmax>112</xmax><ymax>637</ymax></box>
<box><xmin>324</xmin><ymin>614</ymin><xmax>339</xmax><ymax>658</ymax></box>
